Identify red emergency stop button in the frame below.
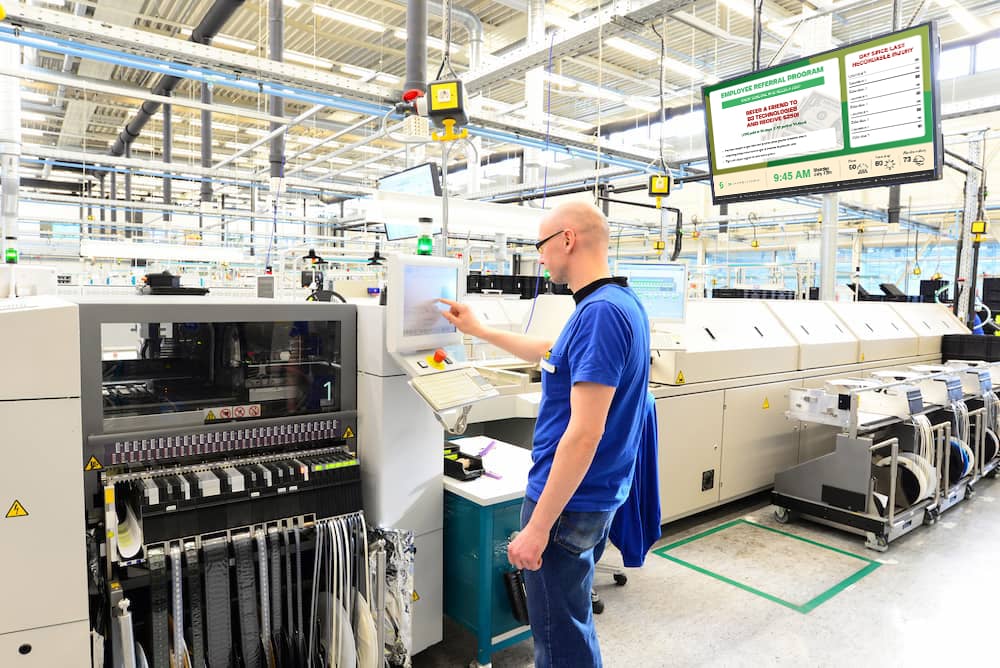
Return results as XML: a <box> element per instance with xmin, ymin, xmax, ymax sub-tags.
<box><xmin>433</xmin><ymin>349</ymin><xmax>448</xmax><ymax>364</ymax></box>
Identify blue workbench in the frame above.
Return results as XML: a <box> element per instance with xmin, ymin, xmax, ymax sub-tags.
<box><xmin>443</xmin><ymin>436</ymin><xmax>533</xmax><ymax>668</ymax></box>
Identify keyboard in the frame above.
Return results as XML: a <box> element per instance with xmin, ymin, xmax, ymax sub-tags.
<box><xmin>410</xmin><ymin>367</ymin><xmax>499</xmax><ymax>412</ymax></box>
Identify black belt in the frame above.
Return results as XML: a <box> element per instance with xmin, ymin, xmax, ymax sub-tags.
<box><xmin>148</xmin><ymin>549</ymin><xmax>170</xmax><ymax>668</ymax></box>
<box><xmin>269</xmin><ymin>529</ymin><xmax>282</xmax><ymax>635</ymax></box>
<box><xmin>170</xmin><ymin>545</ymin><xmax>185</xmax><ymax>668</ymax></box>
<box><xmin>233</xmin><ymin>533</ymin><xmax>261</xmax><ymax>668</ymax></box>
<box><xmin>185</xmin><ymin>543</ymin><xmax>205</xmax><ymax>668</ymax></box>
<box><xmin>255</xmin><ymin>530</ymin><xmax>272</xmax><ymax>668</ymax></box>
<box><xmin>203</xmin><ymin>537</ymin><xmax>232</xmax><ymax>668</ymax></box>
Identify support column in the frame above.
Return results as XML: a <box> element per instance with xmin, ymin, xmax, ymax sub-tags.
<box><xmin>819</xmin><ymin>193</ymin><xmax>839</xmax><ymax>300</ymax></box>
<box><xmin>956</xmin><ymin>137</ymin><xmax>983</xmax><ymax>324</ymax></box>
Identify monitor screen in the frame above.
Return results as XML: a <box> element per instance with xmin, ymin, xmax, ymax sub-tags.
<box><xmin>386</xmin><ymin>254</ymin><xmax>463</xmax><ymax>354</ymax></box>
<box><xmin>378</xmin><ymin>163</ymin><xmax>445</xmax><ymax>241</ymax></box>
<box><xmin>402</xmin><ymin>264</ymin><xmax>457</xmax><ymax>338</ymax></box>
<box><xmin>616</xmin><ymin>262</ymin><xmax>687</xmax><ymax>322</ymax></box>
<box><xmin>703</xmin><ymin>23</ymin><xmax>941</xmax><ymax>204</ymax></box>
<box><xmin>377</xmin><ymin>162</ymin><xmax>443</xmax><ymax>197</ymax></box>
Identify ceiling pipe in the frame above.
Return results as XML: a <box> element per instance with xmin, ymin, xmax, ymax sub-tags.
<box><xmin>108</xmin><ymin>0</ymin><xmax>247</xmax><ymax>157</ymax></box>
<box><xmin>268</xmin><ymin>0</ymin><xmax>284</xmax><ymax>183</ymax></box>
<box><xmin>405</xmin><ymin>0</ymin><xmax>428</xmax><ymax>93</ymax></box>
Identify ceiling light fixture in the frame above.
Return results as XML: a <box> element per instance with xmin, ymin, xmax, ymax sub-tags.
<box><xmin>285</xmin><ymin>50</ymin><xmax>334</xmax><ymax>69</ymax></box>
<box><xmin>606</xmin><ymin>37</ymin><xmax>658</xmax><ymax>61</ymax></box>
<box><xmin>312</xmin><ymin>6</ymin><xmax>384</xmax><ymax>33</ymax></box>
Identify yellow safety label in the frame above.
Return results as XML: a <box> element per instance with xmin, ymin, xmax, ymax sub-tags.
<box><xmin>762</xmin><ymin>398</ymin><xmax>770</xmax><ymax>410</ymax></box>
<box><xmin>205</xmin><ymin>410</ymin><xmax>217</xmax><ymax>421</ymax></box>
<box><xmin>5</xmin><ymin>499</ymin><xmax>29</xmax><ymax>518</ymax></box>
<box><xmin>343</xmin><ymin>427</ymin><xmax>355</xmax><ymax>439</ymax></box>
<box><xmin>105</xmin><ymin>488</ymin><xmax>115</xmax><ymax>505</ymax></box>
<box><xmin>676</xmin><ymin>370</ymin><xmax>686</xmax><ymax>385</ymax></box>
<box><xmin>85</xmin><ymin>455</ymin><xmax>103</xmax><ymax>471</ymax></box>
<box><xmin>860</xmin><ymin>353</ymin><xmax>865</xmax><ymax>362</ymax></box>
<box><xmin>412</xmin><ymin>590</ymin><xmax>421</xmax><ymax>602</ymax></box>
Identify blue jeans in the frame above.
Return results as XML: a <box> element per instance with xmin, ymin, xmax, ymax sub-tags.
<box><xmin>520</xmin><ymin>497</ymin><xmax>615</xmax><ymax>668</ymax></box>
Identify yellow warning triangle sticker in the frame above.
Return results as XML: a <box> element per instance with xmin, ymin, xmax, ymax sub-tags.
<box><xmin>85</xmin><ymin>455</ymin><xmax>103</xmax><ymax>471</ymax></box>
<box><xmin>860</xmin><ymin>352</ymin><xmax>865</xmax><ymax>362</ymax></box>
<box><xmin>343</xmin><ymin>427</ymin><xmax>355</xmax><ymax>439</ymax></box>
<box><xmin>676</xmin><ymin>370</ymin><xmax>686</xmax><ymax>385</ymax></box>
<box><xmin>206</xmin><ymin>410</ymin><xmax>217</xmax><ymax>421</ymax></box>
<box><xmin>5</xmin><ymin>500</ymin><xmax>29</xmax><ymax>518</ymax></box>
<box><xmin>411</xmin><ymin>590</ymin><xmax>420</xmax><ymax>602</ymax></box>
<box><xmin>762</xmin><ymin>398</ymin><xmax>770</xmax><ymax>410</ymax></box>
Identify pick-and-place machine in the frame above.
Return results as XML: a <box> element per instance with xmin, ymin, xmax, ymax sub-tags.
<box><xmin>0</xmin><ymin>254</ymin><xmax>501</xmax><ymax>667</ymax></box>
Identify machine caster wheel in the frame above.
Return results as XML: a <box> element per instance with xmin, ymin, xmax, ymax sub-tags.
<box><xmin>986</xmin><ymin>469</ymin><xmax>997</xmax><ymax>480</ymax></box>
<box><xmin>966</xmin><ymin>485</ymin><xmax>976</xmax><ymax>500</ymax></box>
<box><xmin>866</xmin><ymin>535</ymin><xmax>889</xmax><ymax>552</ymax></box>
<box><xmin>470</xmin><ymin>661</ymin><xmax>492</xmax><ymax>668</ymax></box>
<box><xmin>925</xmin><ymin>509</ymin><xmax>939</xmax><ymax>526</ymax></box>
<box><xmin>591</xmin><ymin>591</ymin><xmax>604</xmax><ymax>615</ymax></box>
<box><xmin>774</xmin><ymin>506</ymin><xmax>792</xmax><ymax>524</ymax></box>
<box><xmin>613</xmin><ymin>572</ymin><xmax>628</xmax><ymax>587</ymax></box>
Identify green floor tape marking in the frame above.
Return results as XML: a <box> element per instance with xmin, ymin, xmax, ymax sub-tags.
<box><xmin>653</xmin><ymin>519</ymin><xmax>881</xmax><ymax>614</ymax></box>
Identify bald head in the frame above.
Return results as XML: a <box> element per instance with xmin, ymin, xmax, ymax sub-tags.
<box><xmin>544</xmin><ymin>201</ymin><xmax>609</xmax><ymax>249</ymax></box>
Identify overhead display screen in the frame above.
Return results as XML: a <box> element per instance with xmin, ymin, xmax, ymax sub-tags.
<box><xmin>703</xmin><ymin>23</ymin><xmax>941</xmax><ymax>204</ymax></box>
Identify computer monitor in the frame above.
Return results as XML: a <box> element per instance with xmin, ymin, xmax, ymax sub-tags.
<box><xmin>614</xmin><ymin>262</ymin><xmax>687</xmax><ymax>323</ymax></box>
<box><xmin>379</xmin><ymin>163</ymin><xmax>445</xmax><ymax>241</ymax></box>
<box><xmin>386</xmin><ymin>254</ymin><xmax>463</xmax><ymax>354</ymax></box>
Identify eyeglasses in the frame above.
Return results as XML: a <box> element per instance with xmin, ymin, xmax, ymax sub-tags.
<box><xmin>534</xmin><ymin>229</ymin><xmax>567</xmax><ymax>251</ymax></box>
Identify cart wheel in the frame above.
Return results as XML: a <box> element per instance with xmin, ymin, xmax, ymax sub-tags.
<box><xmin>866</xmin><ymin>535</ymin><xmax>889</xmax><ymax>552</ymax></box>
<box><xmin>591</xmin><ymin>591</ymin><xmax>604</xmax><ymax>615</ymax></box>
<box><xmin>987</xmin><ymin>469</ymin><xmax>997</xmax><ymax>479</ymax></box>
<box><xmin>470</xmin><ymin>661</ymin><xmax>492</xmax><ymax>668</ymax></box>
<box><xmin>966</xmin><ymin>484</ymin><xmax>976</xmax><ymax>500</ymax></box>
<box><xmin>774</xmin><ymin>506</ymin><xmax>791</xmax><ymax>524</ymax></box>
<box><xmin>613</xmin><ymin>572</ymin><xmax>628</xmax><ymax>587</ymax></box>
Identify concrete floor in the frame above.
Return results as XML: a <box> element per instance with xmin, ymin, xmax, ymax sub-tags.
<box><xmin>416</xmin><ymin>475</ymin><xmax>1000</xmax><ymax>667</ymax></box>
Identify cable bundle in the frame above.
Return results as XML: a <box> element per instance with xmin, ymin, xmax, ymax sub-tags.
<box><xmin>948</xmin><ymin>401</ymin><xmax>976</xmax><ymax>484</ymax></box>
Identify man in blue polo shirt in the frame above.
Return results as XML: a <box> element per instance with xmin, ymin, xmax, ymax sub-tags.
<box><xmin>440</xmin><ymin>201</ymin><xmax>650</xmax><ymax>667</ymax></box>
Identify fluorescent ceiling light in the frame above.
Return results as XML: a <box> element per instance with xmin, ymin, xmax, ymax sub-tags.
<box><xmin>625</xmin><ymin>96</ymin><xmax>660</xmax><ymax>113</ymax></box>
<box><xmin>312</xmin><ymin>6</ymin><xmax>384</xmax><ymax>32</ymax></box>
<box><xmin>285</xmin><ymin>50</ymin><xmax>333</xmax><ymax>69</ymax></box>
<box><xmin>171</xmin><ymin>134</ymin><xmax>203</xmax><ymax>143</ymax></box>
<box><xmin>188</xmin><ymin>120</ymin><xmax>241</xmax><ymax>133</ymax></box>
<box><xmin>341</xmin><ymin>64</ymin><xmax>401</xmax><ymax>85</ymax></box>
<box><xmin>937</xmin><ymin>0</ymin><xmax>990</xmax><ymax>35</ymax></box>
<box><xmin>339</xmin><ymin>171</ymin><xmax>368</xmax><ymax>179</ymax></box>
<box><xmin>392</xmin><ymin>29</ymin><xmax>461</xmax><ymax>53</ymax></box>
<box><xmin>341</xmin><ymin>64</ymin><xmax>376</xmax><ymax>78</ymax></box>
<box><xmin>20</xmin><ymin>91</ymin><xmax>49</xmax><ymax>103</ymax></box>
<box><xmin>545</xmin><ymin>10</ymin><xmax>580</xmax><ymax>30</ymax></box>
<box><xmin>283</xmin><ymin>0</ymin><xmax>301</xmax><ymax>8</ymax></box>
<box><xmin>21</xmin><ymin>111</ymin><xmax>48</xmax><ymax>122</ymax></box>
<box><xmin>663</xmin><ymin>56</ymin><xmax>717</xmax><ymax>83</ymax></box>
<box><xmin>21</xmin><ymin>128</ymin><xmax>46</xmax><ymax>137</ymax></box>
<box><xmin>606</xmin><ymin>37</ymin><xmax>658</xmax><ymax>61</ymax></box>
<box><xmin>352</xmin><ymin>145</ymin><xmax>384</xmax><ymax>155</ymax></box>
<box><xmin>718</xmin><ymin>0</ymin><xmax>753</xmax><ymax>19</ymax></box>
<box><xmin>327</xmin><ymin>157</ymin><xmax>353</xmax><ymax>165</ymax></box>
<box><xmin>539</xmin><ymin>72</ymin><xmax>579</xmax><ymax>89</ymax></box>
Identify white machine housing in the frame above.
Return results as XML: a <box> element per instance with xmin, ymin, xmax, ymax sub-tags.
<box><xmin>0</xmin><ymin>298</ymin><xmax>90</xmax><ymax>666</ymax></box>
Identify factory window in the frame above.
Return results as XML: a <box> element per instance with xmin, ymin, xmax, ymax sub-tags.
<box><xmin>975</xmin><ymin>38</ymin><xmax>1000</xmax><ymax>73</ymax></box>
<box><xmin>938</xmin><ymin>45</ymin><xmax>971</xmax><ymax>79</ymax></box>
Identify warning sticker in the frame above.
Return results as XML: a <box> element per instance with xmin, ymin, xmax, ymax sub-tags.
<box><xmin>676</xmin><ymin>370</ymin><xmax>686</xmax><ymax>385</ymax></box>
<box><xmin>343</xmin><ymin>427</ymin><xmax>355</xmax><ymax>439</ymax></box>
<box><xmin>5</xmin><ymin>499</ymin><xmax>29</xmax><ymax>518</ymax></box>
<box><xmin>762</xmin><ymin>398</ymin><xmax>770</xmax><ymax>410</ymax></box>
<box><xmin>233</xmin><ymin>406</ymin><xmax>247</xmax><ymax>418</ymax></box>
<box><xmin>247</xmin><ymin>404</ymin><xmax>261</xmax><ymax>417</ymax></box>
<box><xmin>219</xmin><ymin>407</ymin><xmax>233</xmax><ymax>419</ymax></box>
<box><xmin>412</xmin><ymin>590</ymin><xmax>420</xmax><ymax>602</ymax></box>
<box><xmin>205</xmin><ymin>410</ymin><xmax>218</xmax><ymax>421</ymax></box>
<box><xmin>85</xmin><ymin>455</ymin><xmax>104</xmax><ymax>471</ymax></box>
